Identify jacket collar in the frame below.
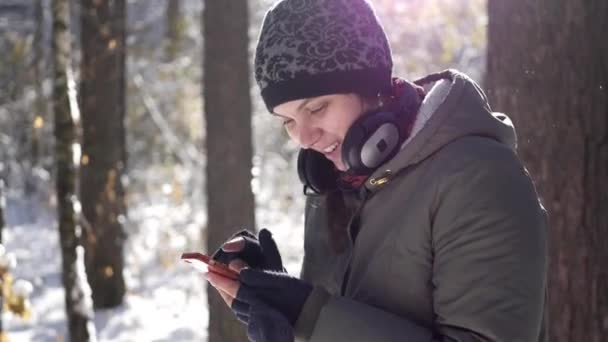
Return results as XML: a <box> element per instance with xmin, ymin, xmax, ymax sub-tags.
<box><xmin>363</xmin><ymin>69</ymin><xmax>517</xmax><ymax>193</ymax></box>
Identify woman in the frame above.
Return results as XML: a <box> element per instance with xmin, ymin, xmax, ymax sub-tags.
<box><xmin>207</xmin><ymin>0</ymin><xmax>548</xmax><ymax>341</ymax></box>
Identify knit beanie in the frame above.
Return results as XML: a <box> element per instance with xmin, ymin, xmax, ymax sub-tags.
<box><xmin>254</xmin><ymin>0</ymin><xmax>393</xmax><ymax>112</ymax></box>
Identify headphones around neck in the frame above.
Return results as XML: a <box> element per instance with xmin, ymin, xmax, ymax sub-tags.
<box><xmin>297</xmin><ymin>78</ymin><xmax>424</xmax><ymax>195</ymax></box>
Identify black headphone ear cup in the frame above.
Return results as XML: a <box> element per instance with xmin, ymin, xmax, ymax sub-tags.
<box><xmin>297</xmin><ymin>149</ymin><xmax>339</xmax><ymax>195</ymax></box>
<box><xmin>341</xmin><ymin>111</ymin><xmax>403</xmax><ymax>174</ymax></box>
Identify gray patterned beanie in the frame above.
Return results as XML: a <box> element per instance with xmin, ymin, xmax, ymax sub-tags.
<box><xmin>254</xmin><ymin>0</ymin><xmax>393</xmax><ymax>112</ymax></box>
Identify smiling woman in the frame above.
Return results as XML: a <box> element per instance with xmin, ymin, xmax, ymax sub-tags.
<box><xmin>208</xmin><ymin>0</ymin><xmax>548</xmax><ymax>341</ymax></box>
<box><xmin>272</xmin><ymin>94</ymin><xmax>378</xmax><ymax>171</ymax></box>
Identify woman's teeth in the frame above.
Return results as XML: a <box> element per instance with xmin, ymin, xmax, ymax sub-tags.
<box><xmin>323</xmin><ymin>142</ymin><xmax>339</xmax><ymax>154</ymax></box>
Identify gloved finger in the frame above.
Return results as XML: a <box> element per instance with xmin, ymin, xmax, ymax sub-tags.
<box><xmin>239</xmin><ymin>268</ymin><xmax>283</xmax><ymax>288</ymax></box>
<box><xmin>210</xmin><ymin>248</ymin><xmax>232</xmax><ymax>265</ymax></box>
<box><xmin>236</xmin><ymin>313</ymin><xmax>249</xmax><ymax>325</ymax></box>
<box><xmin>228</xmin><ymin>259</ymin><xmax>249</xmax><ymax>272</ymax></box>
<box><xmin>240</xmin><ymin>235</ymin><xmax>265</xmax><ymax>260</ymax></box>
<box><xmin>235</xmin><ymin>283</ymin><xmax>259</xmax><ymax>304</ymax></box>
<box><xmin>215</xmin><ymin>236</ymin><xmax>265</xmax><ymax>268</ymax></box>
<box><xmin>235</xmin><ymin>282</ymin><xmax>281</xmax><ymax>305</ymax></box>
<box><xmin>212</xmin><ymin>229</ymin><xmax>257</xmax><ymax>262</ymax></box>
<box><xmin>231</xmin><ymin>297</ymin><xmax>250</xmax><ymax>317</ymax></box>
<box><xmin>258</xmin><ymin>228</ymin><xmax>284</xmax><ymax>271</ymax></box>
<box><xmin>207</xmin><ymin>271</ymin><xmax>240</xmax><ymax>298</ymax></box>
<box><xmin>229</xmin><ymin>229</ymin><xmax>257</xmax><ymax>240</ymax></box>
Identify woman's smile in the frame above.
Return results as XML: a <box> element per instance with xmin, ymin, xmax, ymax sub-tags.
<box><xmin>322</xmin><ymin>141</ymin><xmax>342</xmax><ymax>169</ymax></box>
<box><xmin>322</xmin><ymin>141</ymin><xmax>339</xmax><ymax>154</ymax></box>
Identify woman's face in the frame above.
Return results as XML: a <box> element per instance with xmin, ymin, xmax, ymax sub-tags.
<box><xmin>273</xmin><ymin>93</ymin><xmax>374</xmax><ymax>171</ymax></box>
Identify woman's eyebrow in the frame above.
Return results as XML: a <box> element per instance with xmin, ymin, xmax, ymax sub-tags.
<box><xmin>272</xmin><ymin>98</ymin><xmax>319</xmax><ymax>118</ymax></box>
<box><xmin>270</xmin><ymin>112</ymin><xmax>287</xmax><ymax>118</ymax></box>
<box><xmin>296</xmin><ymin>98</ymin><xmax>315</xmax><ymax>112</ymax></box>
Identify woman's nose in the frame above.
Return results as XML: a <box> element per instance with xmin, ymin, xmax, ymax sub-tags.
<box><xmin>297</xmin><ymin>125</ymin><xmax>320</xmax><ymax>149</ymax></box>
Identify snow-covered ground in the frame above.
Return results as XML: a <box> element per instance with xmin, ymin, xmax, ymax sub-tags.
<box><xmin>3</xmin><ymin>187</ymin><xmax>305</xmax><ymax>341</ymax></box>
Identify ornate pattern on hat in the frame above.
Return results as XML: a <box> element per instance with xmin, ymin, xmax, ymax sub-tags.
<box><xmin>254</xmin><ymin>0</ymin><xmax>393</xmax><ymax>111</ymax></box>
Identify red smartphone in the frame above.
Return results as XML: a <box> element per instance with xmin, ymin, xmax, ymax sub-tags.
<box><xmin>181</xmin><ymin>252</ymin><xmax>239</xmax><ymax>280</ymax></box>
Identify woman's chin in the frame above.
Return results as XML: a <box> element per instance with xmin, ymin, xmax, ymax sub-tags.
<box><xmin>324</xmin><ymin>146</ymin><xmax>346</xmax><ymax>171</ymax></box>
<box><xmin>324</xmin><ymin>154</ymin><xmax>344</xmax><ymax>171</ymax></box>
<box><xmin>332</xmin><ymin>159</ymin><xmax>347</xmax><ymax>172</ymax></box>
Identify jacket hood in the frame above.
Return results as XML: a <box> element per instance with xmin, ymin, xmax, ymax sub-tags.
<box><xmin>364</xmin><ymin>69</ymin><xmax>517</xmax><ymax>193</ymax></box>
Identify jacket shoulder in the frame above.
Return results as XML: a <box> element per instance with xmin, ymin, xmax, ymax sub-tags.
<box><xmin>431</xmin><ymin>135</ymin><xmax>521</xmax><ymax>171</ymax></box>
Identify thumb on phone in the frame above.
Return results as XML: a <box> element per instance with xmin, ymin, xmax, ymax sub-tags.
<box><xmin>222</xmin><ymin>236</ymin><xmax>246</xmax><ymax>253</ymax></box>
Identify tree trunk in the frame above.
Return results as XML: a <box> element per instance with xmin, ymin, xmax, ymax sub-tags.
<box><xmin>486</xmin><ymin>1</ymin><xmax>608</xmax><ymax>341</ymax></box>
<box><xmin>80</xmin><ymin>0</ymin><xmax>127</xmax><ymax>309</ymax></box>
<box><xmin>0</xmin><ymin>179</ymin><xmax>5</xmax><ymax>244</ymax></box>
<box><xmin>203</xmin><ymin>1</ymin><xmax>254</xmax><ymax>341</ymax></box>
<box><xmin>165</xmin><ymin>0</ymin><xmax>182</xmax><ymax>62</ymax></box>
<box><xmin>0</xmin><ymin>179</ymin><xmax>4</xmax><ymax>338</ymax></box>
<box><xmin>52</xmin><ymin>0</ymin><xmax>95</xmax><ymax>340</ymax></box>
<box><xmin>32</xmin><ymin>0</ymin><xmax>45</xmax><ymax>171</ymax></box>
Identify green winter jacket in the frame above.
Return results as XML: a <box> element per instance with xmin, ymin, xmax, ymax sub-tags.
<box><xmin>294</xmin><ymin>70</ymin><xmax>548</xmax><ymax>342</ymax></box>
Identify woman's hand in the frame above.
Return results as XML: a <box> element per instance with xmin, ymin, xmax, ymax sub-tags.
<box><xmin>207</xmin><ymin>266</ymin><xmax>313</xmax><ymax>342</ymax></box>
<box><xmin>206</xmin><ymin>260</ymin><xmax>247</xmax><ymax>309</ymax></box>
<box><xmin>212</xmin><ymin>228</ymin><xmax>284</xmax><ymax>272</ymax></box>
<box><xmin>207</xmin><ymin>265</ymin><xmax>299</xmax><ymax>342</ymax></box>
<box><xmin>208</xmin><ymin>227</ymin><xmax>284</xmax><ymax>324</ymax></box>
<box><xmin>208</xmin><ymin>268</ymin><xmax>313</xmax><ymax>325</ymax></box>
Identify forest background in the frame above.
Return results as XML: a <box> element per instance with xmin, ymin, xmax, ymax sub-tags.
<box><xmin>0</xmin><ymin>0</ymin><xmax>605</xmax><ymax>341</ymax></box>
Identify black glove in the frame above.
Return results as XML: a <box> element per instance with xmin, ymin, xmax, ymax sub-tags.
<box><xmin>212</xmin><ymin>229</ymin><xmax>285</xmax><ymax>325</ymax></box>
<box><xmin>242</xmin><ymin>297</ymin><xmax>294</xmax><ymax>342</ymax></box>
<box><xmin>212</xmin><ymin>228</ymin><xmax>283</xmax><ymax>272</ymax></box>
<box><xmin>234</xmin><ymin>269</ymin><xmax>313</xmax><ymax>327</ymax></box>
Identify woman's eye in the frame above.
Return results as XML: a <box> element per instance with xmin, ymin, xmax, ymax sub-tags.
<box><xmin>309</xmin><ymin>103</ymin><xmax>327</xmax><ymax>114</ymax></box>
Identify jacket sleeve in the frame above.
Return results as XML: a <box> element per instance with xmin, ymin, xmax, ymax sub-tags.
<box><xmin>294</xmin><ymin>286</ymin><xmax>435</xmax><ymax>342</ymax></box>
<box><xmin>295</xmin><ymin>139</ymin><xmax>547</xmax><ymax>342</ymax></box>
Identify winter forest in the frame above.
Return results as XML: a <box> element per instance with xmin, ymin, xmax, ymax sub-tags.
<box><xmin>0</xmin><ymin>0</ymin><xmax>606</xmax><ymax>341</ymax></box>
